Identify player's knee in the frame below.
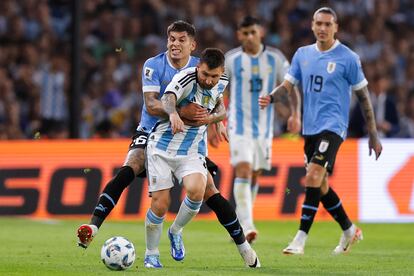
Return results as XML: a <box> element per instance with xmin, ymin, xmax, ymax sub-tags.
<box><xmin>203</xmin><ymin>181</ymin><xmax>219</xmax><ymax>201</ymax></box>
<box><xmin>305</xmin><ymin>170</ymin><xmax>323</xmax><ymax>187</ymax></box>
<box><xmin>235</xmin><ymin>162</ymin><xmax>252</xmax><ymax>178</ymax></box>
<box><xmin>186</xmin><ymin>188</ymin><xmax>205</xmax><ymax>202</ymax></box>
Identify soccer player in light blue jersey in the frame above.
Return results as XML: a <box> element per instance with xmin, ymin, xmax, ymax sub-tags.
<box><xmin>225</xmin><ymin>16</ymin><xmax>300</xmax><ymax>243</ymax></box>
<box><xmin>260</xmin><ymin>7</ymin><xmax>382</xmax><ymax>255</ymax></box>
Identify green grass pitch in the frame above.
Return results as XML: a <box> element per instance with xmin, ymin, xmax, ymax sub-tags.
<box><xmin>0</xmin><ymin>218</ymin><xmax>413</xmax><ymax>275</ymax></box>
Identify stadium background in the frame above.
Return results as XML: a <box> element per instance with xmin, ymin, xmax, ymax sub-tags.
<box><xmin>0</xmin><ymin>0</ymin><xmax>413</xmax><ymax>223</ymax></box>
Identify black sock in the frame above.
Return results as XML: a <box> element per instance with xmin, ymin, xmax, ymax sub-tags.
<box><xmin>205</xmin><ymin>193</ymin><xmax>246</xmax><ymax>245</ymax></box>
<box><xmin>320</xmin><ymin>187</ymin><xmax>352</xmax><ymax>231</ymax></box>
<box><xmin>299</xmin><ymin>187</ymin><xmax>320</xmax><ymax>234</ymax></box>
<box><xmin>91</xmin><ymin>166</ymin><xmax>135</xmax><ymax>228</ymax></box>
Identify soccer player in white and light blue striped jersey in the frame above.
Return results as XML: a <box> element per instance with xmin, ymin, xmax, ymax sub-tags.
<box><xmin>146</xmin><ymin>48</ymin><xmax>260</xmax><ymax>268</ymax></box>
<box><xmin>225</xmin><ymin>16</ymin><xmax>299</xmax><ymax>243</ymax></box>
<box><xmin>260</xmin><ymin>7</ymin><xmax>382</xmax><ymax>255</ymax></box>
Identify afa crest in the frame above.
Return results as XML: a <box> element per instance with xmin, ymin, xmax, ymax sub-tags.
<box><xmin>327</xmin><ymin>62</ymin><xmax>336</xmax><ymax>73</ymax></box>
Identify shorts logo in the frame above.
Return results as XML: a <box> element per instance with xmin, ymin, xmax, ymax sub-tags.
<box><xmin>319</xmin><ymin>140</ymin><xmax>329</xmax><ymax>153</ymax></box>
<box><xmin>151</xmin><ymin>176</ymin><xmax>157</xmax><ymax>185</ymax></box>
<box><xmin>327</xmin><ymin>62</ymin><xmax>336</xmax><ymax>73</ymax></box>
<box><xmin>144</xmin><ymin>67</ymin><xmax>154</xmax><ymax>80</ymax></box>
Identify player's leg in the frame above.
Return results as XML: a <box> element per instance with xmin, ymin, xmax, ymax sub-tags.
<box><xmin>144</xmin><ymin>189</ymin><xmax>170</xmax><ymax>268</ymax></box>
<box><xmin>320</xmin><ymin>177</ymin><xmax>363</xmax><ymax>254</ymax></box>
<box><xmin>77</xmin><ymin>132</ymin><xmax>147</xmax><ymax>248</ymax></box>
<box><xmin>144</xmin><ymin>146</ymin><xmax>176</xmax><ymax>268</ymax></box>
<box><xmin>204</xmin><ymin>171</ymin><xmax>260</xmax><ymax>268</ymax></box>
<box><xmin>168</xmin><ymin>172</ymin><xmax>206</xmax><ymax>261</ymax></box>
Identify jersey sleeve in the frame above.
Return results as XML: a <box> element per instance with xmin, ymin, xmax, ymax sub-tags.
<box><xmin>142</xmin><ymin>58</ymin><xmax>161</xmax><ymax>93</ymax></box>
<box><xmin>285</xmin><ymin>50</ymin><xmax>301</xmax><ymax>86</ymax></box>
<box><xmin>164</xmin><ymin>71</ymin><xmax>188</xmax><ymax>101</ymax></box>
<box><xmin>348</xmin><ymin>54</ymin><xmax>368</xmax><ymax>91</ymax></box>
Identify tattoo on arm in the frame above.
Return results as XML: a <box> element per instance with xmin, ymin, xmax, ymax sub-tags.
<box><xmin>209</xmin><ymin>98</ymin><xmax>226</xmax><ymax>123</ymax></box>
<box><xmin>273</xmin><ymin>86</ymin><xmax>290</xmax><ymax>106</ymax></box>
<box><xmin>161</xmin><ymin>92</ymin><xmax>178</xmax><ymax>116</ymax></box>
<box><xmin>355</xmin><ymin>86</ymin><xmax>378</xmax><ymax>135</ymax></box>
<box><xmin>144</xmin><ymin>92</ymin><xmax>165</xmax><ymax>117</ymax></box>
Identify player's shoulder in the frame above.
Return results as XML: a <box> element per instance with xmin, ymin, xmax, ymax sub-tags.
<box><xmin>336</xmin><ymin>42</ymin><xmax>361</xmax><ymax>61</ymax></box>
<box><xmin>220</xmin><ymin>73</ymin><xmax>229</xmax><ymax>83</ymax></box>
<box><xmin>225</xmin><ymin>46</ymin><xmax>243</xmax><ymax>59</ymax></box>
<box><xmin>265</xmin><ymin>45</ymin><xmax>287</xmax><ymax>57</ymax></box>
<box><xmin>144</xmin><ymin>52</ymin><xmax>165</xmax><ymax>66</ymax></box>
<box><xmin>173</xmin><ymin>67</ymin><xmax>197</xmax><ymax>87</ymax></box>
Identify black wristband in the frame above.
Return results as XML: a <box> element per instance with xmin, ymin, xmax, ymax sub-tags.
<box><xmin>269</xmin><ymin>94</ymin><xmax>274</xmax><ymax>103</ymax></box>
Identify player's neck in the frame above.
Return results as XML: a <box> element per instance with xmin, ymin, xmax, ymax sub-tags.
<box><xmin>316</xmin><ymin>39</ymin><xmax>336</xmax><ymax>51</ymax></box>
<box><xmin>244</xmin><ymin>44</ymin><xmax>263</xmax><ymax>56</ymax></box>
<box><xmin>168</xmin><ymin>55</ymin><xmax>190</xmax><ymax>70</ymax></box>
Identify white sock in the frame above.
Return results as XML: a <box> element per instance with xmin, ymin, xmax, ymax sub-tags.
<box><xmin>293</xmin><ymin>230</ymin><xmax>308</xmax><ymax>245</ymax></box>
<box><xmin>344</xmin><ymin>224</ymin><xmax>356</xmax><ymax>237</ymax></box>
<box><xmin>145</xmin><ymin>208</ymin><xmax>164</xmax><ymax>256</ymax></box>
<box><xmin>233</xmin><ymin>178</ymin><xmax>253</xmax><ymax>230</ymax></box>
<box><xmin>236</xmin><ymin>240</ymin><xmax>251</xmax><ymax>253</ymax></box>
<box><xmin>170</xmin><ymin>196</ymin><xmax>202</xmax><ymax>234</ymax></box>
<box><xmin>251</xmin><ymin>183</ymin><xmax>259</xmax><ymax>204</ymax></box>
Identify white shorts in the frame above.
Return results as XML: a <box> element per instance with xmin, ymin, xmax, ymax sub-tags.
<box><xmin>229</xmin><ymin>134</ymin><xmax>272</xmax><ymax>171</ymax></box>
<box><xmin>146</xmin><ymin>143</ymin><xmax>207</xmax><ymax>192</ymax></box>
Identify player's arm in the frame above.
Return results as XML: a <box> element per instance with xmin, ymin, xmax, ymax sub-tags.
<box><xmin>161</xmin><ymin>92</ymin><xmax>184</xmax><ymax>134</ymax></box>
<box><xmin>259</xmin><ymin>80</ymin><xmax>301</xmax><ymax>133</ymax></box>
<box><xmin>144</xmin><ymin>92</ymin><xmax>169</xmax><ymax>118</ymax></box>
<box><xmin>354</xmin><ymin>86</ymin><xmax>383</xmax><ymax>159</ymax></box>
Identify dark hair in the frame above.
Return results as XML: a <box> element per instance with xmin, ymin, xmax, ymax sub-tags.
<box><xmin>313</xmin><ymin>7</ymin><xmax>338</xmax><ymax>22</ymax></box>
<box><xmin>200</xmin><ymin>48</ymin><xmax>225</xmax><ymax>69</ymax></box>
<box><xmin>238</xmin><ymin>16</ymin><xmax>262</xmax><ymax>29</ymax></box>
<box><xmin>167</xmin><ymin>20</ymin><xmax>196</xmax><ymax>37</ymax></box>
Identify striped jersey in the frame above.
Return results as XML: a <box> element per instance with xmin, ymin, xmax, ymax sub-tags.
<box><xmin>138</xmin><ymin>52</ymin><xmax>199</xmax><ymax>132</ymax></box>
<box><xmin>149</xmin><ymin>67</ymin><xmax>228</xmax><ymax>156</ymax></box>
<box><xmin>225</xmin><ymin>45</ymin><xmax>289</xmax><ymax>139</ymax></box>
<box><xmin>286</xmin><ymin>40</ymin><xmax>367</xmax><ymax>139</ymax></box>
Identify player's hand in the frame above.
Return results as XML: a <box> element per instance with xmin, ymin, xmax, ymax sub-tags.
<box><xmin>287</xmin><ymin>114</ymin><xmax>301</xmax><ymax>134</ymax></box>
<box><xmin>169</xmin><ymin>113</ymin><xmax>184</xmax><ymax>134</ymax></box>
<box><xmin>368</xmin><ymin>133</ymin><xmax>382</xmax><ymax>160</ymax></box>
<box><xmin>259</xmin><ymin>95</ymin><xmax>272</xmax><ymax>109</ymax></box>
<box><xmin>214</xmin><ymin>121</ymin><xmax>229</xmax><ymax>143</ymax></box>
<box><xmin>178</xmin><ymin>103</ymin><xmax>208</xmax><ymax>121</ymax></box>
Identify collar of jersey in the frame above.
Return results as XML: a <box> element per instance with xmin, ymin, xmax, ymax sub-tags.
<box><xmin>166</xmin><ymin>51</ymin><xmax>192</xmax><ymax>70</ymax></box>
<box><xmin>314</xmin><ymin>39</ymin><xmax>340</xmax><ymax>53</ymax></box>
<box><xmin>243</xmin><ymin>44</ymin><xmax>265</xmax><ymax>58</ymax></box>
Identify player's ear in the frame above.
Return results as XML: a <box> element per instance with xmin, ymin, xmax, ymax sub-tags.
<box><xmin>190</xmin><ymin>39</ymin><xmax>196</xmax><ymax>51</ymax></box>
<box><xmin>236</xmin><ymin>29</ymin><xmax>243</xmax><ymax>42</ymax></box>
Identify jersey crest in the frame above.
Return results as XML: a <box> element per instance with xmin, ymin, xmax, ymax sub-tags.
<box><xmin>327</xmin><ymin>62</ymin><xmax>336</xmax><ymax>74</ymax></box>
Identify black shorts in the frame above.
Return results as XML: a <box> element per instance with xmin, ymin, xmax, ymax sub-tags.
<box><xmin>205</xmin><ymin>157</ymin><xmax>218</xmax><ymax>177</ymax></box>
<box><xmin>129</xmin><ymin>131</ymin><xmax>149</xmax><ymax>150</ymax></box>
<box><xmin>304</xmin><ymin>130</ymin><xmax>343</xmax><ymax>174</ymax></box>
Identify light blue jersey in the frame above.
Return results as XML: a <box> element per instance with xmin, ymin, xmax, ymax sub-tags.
<box><xmin>149</xmin><ymin>67</ymin><xmax>228</xmax><ymax>156</ymax></box>
<box><xmin>285</xmin><ymin>40</ymin><xmax>368</xmax><ymax>139</ymax></box>
<box><xmin>138</xmin><ymin>52</ymin><xmax>199</xmax><ymax>132</ymax></box>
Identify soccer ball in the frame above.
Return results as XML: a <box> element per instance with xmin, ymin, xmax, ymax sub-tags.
<box><xmin>101</xmin><ymin>236</ymin><xmax>135</xmax><ymax>270</ymax></box>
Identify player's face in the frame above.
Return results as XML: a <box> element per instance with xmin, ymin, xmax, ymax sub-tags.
<box><xmin>237</xmin><ymin>24</ymin><xmax>264</xmax><ymax>54</ymax></box>
<box><xmin>167</xmin><ymin>31</ymin><xmax>196</xmax><ymax>61</ymax></box>
<box><xmin>312</xmin><ymin>13</ymin><xmax>338</xmax><ymax>44</ymax></box>
<box><xmin>197</xmin><ymin>62</ymin><xmax>224</xmax><ymax>90</ymax></box>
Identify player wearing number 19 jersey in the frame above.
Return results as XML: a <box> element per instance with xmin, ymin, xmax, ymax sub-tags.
<box><xmin>259</xmin><ymin>7</ymin><xmax>382</xmax><ymax>256</ymax></box>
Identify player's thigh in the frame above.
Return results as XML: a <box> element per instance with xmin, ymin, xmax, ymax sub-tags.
<box><xmin>124</xmin><ymin>131</ymin><xmax>148</xmax><ymax>174</ymax></box>
<box><xmin>308</xmin><ymin>131</ymin><xmax>343</xmax><ymax>174</ymax></box>
<box><xmin>229</xmin><ymin>135</ymin><xmax>254</xmax><ymax>166</ymax></box>
<box><xmin>146</xmin><ymin>145</ymin><xmax>174</xmax><ymax>193</ymax></box>
<box><xmin>252</xmin><ymin>138</ymin><xmax>272</xmax><ymax>171</ymax></box>
<box><xmin>176</xmin><ymin>154</ymin><xmax>207</xmax><ymax>198</ymax></box>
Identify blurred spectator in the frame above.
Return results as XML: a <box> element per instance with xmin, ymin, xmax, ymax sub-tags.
<box><xmin>0</xmin><ymin>0</ymin><xmax>414</xmax><ymax>139</ymax></box>
<box><xmin>349</xmin><ymin>74</ymin><xmax>400</xmax><ymax>138</ymax></box>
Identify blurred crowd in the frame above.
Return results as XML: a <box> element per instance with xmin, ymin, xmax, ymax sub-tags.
<box><xmin>1</xmin><ymin>0</ymin><xmax>414</xmax><ymax>139</ymax></box>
